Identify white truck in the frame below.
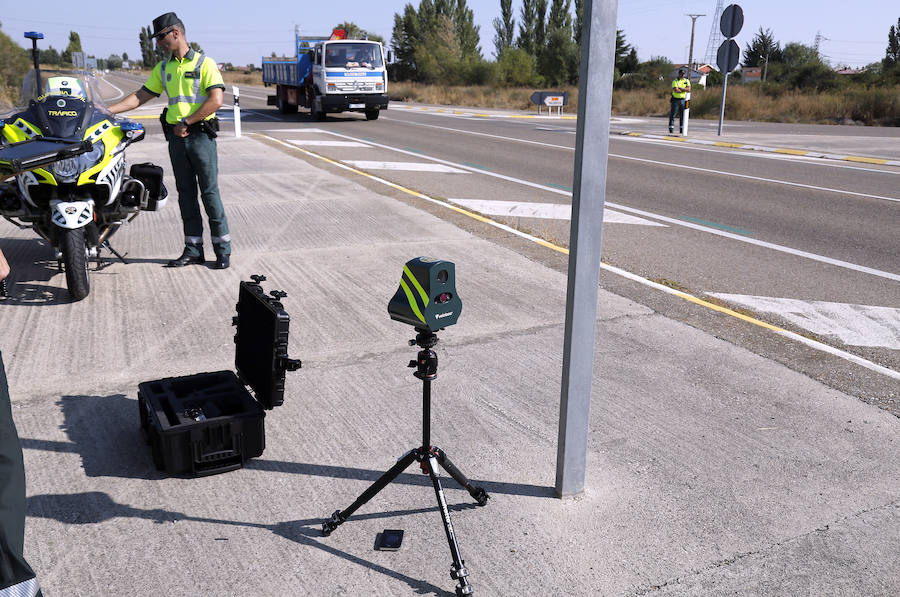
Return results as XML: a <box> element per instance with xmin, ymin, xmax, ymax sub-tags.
<box><xmin>262</xmin><ymin>30</ymin><xmax>389</xmax><ymax>121</ymax></box>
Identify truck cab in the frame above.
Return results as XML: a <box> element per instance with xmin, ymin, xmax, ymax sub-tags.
<box><xmin>263</xmin><ymin>33</ymin><xmax>389</xmax><ymax>121</ymax></box>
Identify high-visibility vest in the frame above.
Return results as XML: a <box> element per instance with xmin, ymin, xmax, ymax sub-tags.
<box><xmin>144</xmin><ymin>49</ymin><xmax>224</xmax><ymax>124</ymax></box>
<box><xmin>671</xmin><ymin>78</ymin><xmax>690</xmax><ymax>99</ymax></box>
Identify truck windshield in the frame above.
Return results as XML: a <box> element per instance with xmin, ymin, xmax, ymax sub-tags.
<box><xmin>324</xmin><ymin>43</ymin><xmax>383</xmax><ymax>68</ymax></box>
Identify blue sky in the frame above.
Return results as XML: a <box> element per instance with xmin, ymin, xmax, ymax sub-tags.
<box><xmin>1</xmin><ymin>1</ymin><xmax>895</xmax><ymax>69</ymax></box>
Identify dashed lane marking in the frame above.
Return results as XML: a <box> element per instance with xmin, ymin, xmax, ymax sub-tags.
<box><xmin>447</xmin><ymin>198</ymin><xmax>667</xmax><ymax>226</ymax></box>
<box><xmin>344</xmin><ymin>161</ymin><xmax>469</xmax><ymax>173</ymax></box>
<box><xmin>257</xmin><ymin>132</ymin><xmax>900</xmax><ymax>381</ymax></box>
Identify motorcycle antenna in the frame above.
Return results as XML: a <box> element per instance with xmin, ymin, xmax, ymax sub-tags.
<box><xmin>24</xmin><ymin>32</ymin><xmax>44</xmax><ymax>92</ymax></box>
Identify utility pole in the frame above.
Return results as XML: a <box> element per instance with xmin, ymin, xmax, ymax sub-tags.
<box><xmin>687</xmin><ymin>14</ymin><xmax>705</xmax><ymax>76</ymax></box>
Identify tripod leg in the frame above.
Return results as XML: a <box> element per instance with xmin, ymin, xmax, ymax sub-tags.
<box><xmin>424</xmin><ymin>455</ymin><xmax>474</xmax><ymax>596</ymax></box>
<box><xmin>322</xmin><ymin>449</ymin><xmax>418</xmax><ymax>536</ymax></box>
<box><xmin>435</xmin><ymin>448</ymin><xmax>489</xmax><ymax>506</ymax></box>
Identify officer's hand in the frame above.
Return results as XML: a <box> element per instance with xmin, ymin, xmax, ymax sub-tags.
<box><xmin>174</xmin><ymin>122</ymin><xmax>190</xmax><ymax>138</ymax></box>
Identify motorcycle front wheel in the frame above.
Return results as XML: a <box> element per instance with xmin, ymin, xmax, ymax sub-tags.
<box><xmin>60</xmin><ymin>227</ymin><xmax>90</xmax><ymax>301</ymax></box>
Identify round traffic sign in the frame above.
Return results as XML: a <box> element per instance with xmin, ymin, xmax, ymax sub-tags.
<box><xmin>716</xmin><ymin>39</ymin><xmax>741</xmax><ymax>73</ymax></box>
<box><xmin>720</xmin><ymin>4</ymin><xmax>744</xmax><ymax>39</ymax></box>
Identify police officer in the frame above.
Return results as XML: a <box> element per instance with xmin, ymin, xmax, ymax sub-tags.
<box><xmin>110</xmin><ymin>12</ymin><xmax>231</xmax><ymax>269</ymax></box>
<box><xmin>0</xmin><ymin>250</ymin><xmax>42</xmax><ymax>596</ymax></box>
<box><xmin>668</xmin><ymin>68</ymin><xmax>691</xmax><ymax>134</ymax></box>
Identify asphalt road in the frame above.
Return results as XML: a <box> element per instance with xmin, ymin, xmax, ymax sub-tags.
<box><xmin>99</xmin><ymin>72</ymin><xmax>899</xmax><ymax>410</ymax></box>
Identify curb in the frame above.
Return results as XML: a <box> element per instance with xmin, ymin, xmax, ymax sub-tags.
<box><xmin>616</xmin><ymin>130</ymin><xmax>900</xmax><ymax>167</ymax></box>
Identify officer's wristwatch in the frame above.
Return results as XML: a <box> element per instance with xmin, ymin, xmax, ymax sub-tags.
<box><xmin>180</xmin><ymin>117</ymin><xmax>189</xmax><ymax>127</ymax></box>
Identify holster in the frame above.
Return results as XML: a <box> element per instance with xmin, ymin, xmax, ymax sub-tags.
<box><xmin>159</xmin><ymin>108</ymin><xmax>172</xmax><ymax>141</ymax></box>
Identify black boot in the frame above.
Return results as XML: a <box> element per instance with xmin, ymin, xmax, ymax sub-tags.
<box><xmin>166</xmin><ymin>247</ymin><xmax>205</xmax><ymax>267</ymax></box>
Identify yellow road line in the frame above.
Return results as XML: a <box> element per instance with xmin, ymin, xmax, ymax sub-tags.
<box><xmin>258</xmin><ymin>131</ymin><xmax>900</xmax><ymax>379</ymax></box>
<box><xmin>845</xmin><ymin>156</ymin><xmax>888</xmax><ymax>165</ymax></box>
<box><xmin>258</xmin><ymin>131</ymin><xmax>794</xmax><ymax>337</ymax></box>
<box><xmin>713</xmin><ymin>141</ymin><xmax>745</xmax><ymax>148</ymax></box>
<box><xmin>774</xmin><ymin>148</ymin><xmax>809</xmax><ymax>156</ymax></box>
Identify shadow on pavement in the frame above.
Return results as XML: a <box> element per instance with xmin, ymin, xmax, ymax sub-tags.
<box><xmin>27</xmin><ymin>491</ymin><xmax>457</xmax><ymax>596</ymax></box>
<box><xmin>21</xmin><ymin>393</ymin><xmax>556</xmax><ymax>499</ymax></box>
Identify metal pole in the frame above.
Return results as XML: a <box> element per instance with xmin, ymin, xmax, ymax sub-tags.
<box><xmin>555</xmin><ymin>0</ymin><xmax>618</xmax><ymax>498</ymax></box>
<box><xmin>686</xmin><ymin>14</ymin><xmax>705</xmax><ymax>76</ymax></box>
<box><xmin>717</xmin><ymin>71</ymin><xmax>729</xmax><ymax>136</ymax></box>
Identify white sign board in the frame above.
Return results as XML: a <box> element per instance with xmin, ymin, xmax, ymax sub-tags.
<box><xmin>543</xmin><ymin>95</ymin><xmax>565</xmax><ymax>107</ymax></box>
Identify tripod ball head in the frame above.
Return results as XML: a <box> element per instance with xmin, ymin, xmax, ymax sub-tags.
<box><xmin>388</xmin><ymin>257</ymin><xmax>462</xmax><ymax>332</ymax></box>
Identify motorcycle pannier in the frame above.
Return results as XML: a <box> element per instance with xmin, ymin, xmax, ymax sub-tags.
<box><xmin>129</xmin><ymin>162</ymin><xmax>168</xmax><ymax>211</ymax></box>
<box><xmin>138</xmin><ymin>277</ymin><xmax>301</xmax><ymax>477</ymax></box>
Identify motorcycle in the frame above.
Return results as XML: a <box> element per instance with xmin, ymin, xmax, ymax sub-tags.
<box><xmin>0</xmin><ymin>67</ymin><xmax>167</xmax><ymax>301</ymax></box>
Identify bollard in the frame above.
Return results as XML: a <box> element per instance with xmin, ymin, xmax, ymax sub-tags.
<box><xmin>681</xmin><ymin>91</ymin><xmax>691</xmax><ymax>136</ymax></box>
<box><xmin>232</xmin><ymin>86</ymin><xmax>242</xmax><ymax>138</ymax></box>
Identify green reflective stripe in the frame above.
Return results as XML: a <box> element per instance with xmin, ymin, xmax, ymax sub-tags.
<box><xmin>403</xmin><ymin>265</ymin><xmax>429</xmax><ymax>307</ymax></box>
<box><xmin>400</xmin><ymin>279</ymin><xmax>426</xmax><ymax>324</ymax></box>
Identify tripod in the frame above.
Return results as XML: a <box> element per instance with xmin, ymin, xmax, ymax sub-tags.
<box><xmin>322</xmin><ymin>329</ymin><xmax>489</xmax><ymax>596</ymax></box>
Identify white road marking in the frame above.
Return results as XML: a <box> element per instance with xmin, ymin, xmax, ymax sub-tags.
<box><xmin>708</xmin><ymin>294</ymin><xmax>900</xmax><ymax>349</ymax></box>
<box><xmin>289</xmin><ymin>140</ymin><xmax>372</xmax><ymax>148</ymax></box>
<box><xmin>344</xmin><ymin>161</ymin><xmax>469</xmax><ymax>173</ymax></box>
<box><xmin>447</xmin><ymin>198</ymin><xmax>667</xmax><ymax>226</ymax></box>
<box><xmin>615</xmin><ymin>135</ymin><xmax>900</xmax><ymax>175</ymax></box>
<box><xmin>315</xmin><ymin>129</ymin><xmax>900</xmax><ymax>282</ymax></box>
<box><xmin>612</xmin><ymin>153</ymin><xmax>900</xmax><ymax>203</ymax></box>
<box><xmin>262</xmin><ymin>132</ymin><xmax>900</xmax><ymax>380</ymax></box>
<box><xmin>384</xmin><ymin>116</ymin><xmax>900</xmax><ymax>180</ymax></box>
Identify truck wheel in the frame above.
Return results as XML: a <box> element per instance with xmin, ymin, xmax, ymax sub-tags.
<box><xmin>277</xmin><ymin>94</ymin><xmax>297</xmax><ymax>114</ymax></box>
<box><xmin>60</xmin><ymin>227</ymin><xmax>90</xmax><ymax>301</ymax></box>
<box><xmin>365</xmin><ymin>109</ymin><xmax>380</xmax><ymax>121</ymax></box>
<box><xmin>311</xmin><ymin>92</ymin><xmax>326</xmax><ymax>121</ymax></box>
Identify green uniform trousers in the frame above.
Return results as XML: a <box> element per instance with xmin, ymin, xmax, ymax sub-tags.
<box><xmin>168</xmin><ymin>132</ymin><xmax>231</xmax><ymax>258</ymax></box>
<box><xmin>0</xmin><ymin>352</ymin><xmax>40</xmax><ymax>595</ymax></box>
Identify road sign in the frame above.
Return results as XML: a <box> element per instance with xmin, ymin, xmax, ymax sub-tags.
<box><xmin>544</xmin><ymin>95</ymin><xmax>565</xmax><ymax>107</ymax></box>
<box><xmin>720</xmin><ymin>4</ymin><xmax>744</xmax><ymax>39</ymax></box>
<box><xmin>716</xmin><ymin>39</ymin><xmax>740</xmax><ymax>73</ymax></box>
<box><xmin>530</xmin><ymin>91</ymin><xmax>568</xmax><ymax>106</ymax></box>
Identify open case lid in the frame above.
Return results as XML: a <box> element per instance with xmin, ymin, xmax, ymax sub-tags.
<box><xmin>233</xmin><ymin>276</ymin><xmax>301</xmax><ymax>409</ymax></box>
<box><xmin>0</xmin><ymin>136</ymin><xmax>93</xmax><ymax>178</ymax></box>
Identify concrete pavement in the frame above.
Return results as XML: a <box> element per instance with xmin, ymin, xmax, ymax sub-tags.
<box><xmin>0</xmin><ymin>131</ymin><xmax>898</xmax><ymax>596</ymax></box>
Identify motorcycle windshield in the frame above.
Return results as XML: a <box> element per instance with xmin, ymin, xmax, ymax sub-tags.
<box><xmin>4</xmin><ymin>69</ymin><xmax>113</xmax><ymax>140</ymax></box>
<box><xmin>18</xmin><ymin>69</ymin><xmax>106</xmax><ymax>107</ymax></box>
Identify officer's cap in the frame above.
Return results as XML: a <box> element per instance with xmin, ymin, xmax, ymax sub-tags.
<box><xmin>151</xmin><ymin>12</ymin><xmax>183</xmax><ymax>38</ymax></box>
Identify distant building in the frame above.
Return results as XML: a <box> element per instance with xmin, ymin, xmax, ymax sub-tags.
<box><xmin>834</xmin><ymin>67</ymin><xmax>863</xmax><ymax>75</ymax></box>
<box><xmin>742</xmin><ymin>66</ymin><xmax>762</xmax><ymax>83</ymax></box>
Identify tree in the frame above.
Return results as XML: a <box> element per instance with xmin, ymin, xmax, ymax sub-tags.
<box><xmin>573</xmin><ymin>0</ymin><xmax>583</xmax><ymax>46</ymax></box>
<box><xmin>492</xmin><ymin>0</ymin><xmax>515</xmax><ymax>58</ymax></box>
<box><xmin>884</xmin><ymin>18</ymin><xmax>900</xmax><ymax>68</ymax></box>
<box><xmin>621</xmin><ymin>48</ymin><xmax>639</xmax><ymax>74</ymax></box>
<box><xmin>189</xmin><ymin>41</ymin><xmax>204</xmax><ymax>54</ymax></box>
<box><xmin>743</xmin><ymin>27</ymin><xmax>782</xmax><ymax>67</ymax></box>
<box><xmin>517</xmin><ymin>0</ymin><xmax>538</xmax><ymax>55</ymax></box>
<box><xmin>333</xmin><ymin>21</ymin><xmax>385</xmax><ymax>43</ymax></box>
<box><xmin>390</xmin><ymin>0</ymin><xmax>483</xmax><ymax>82</ymax></box>
<box><xmin>533</xmin><ymin>0</ymin><xmax>548</xmax><ymax>53</ymax></box>
<box><xmin>107</xmin><ymin>54</ymin><xmax>123</xmax><ymax>70</ymax></box>
<box><xmin>496</xmin><ymin>46</ymin><xmax>539</xmax><ymax>85</ymax></box>
<box><xmin>454</xmin><ymin>0</ymin><xmax>481</xmax><ymax>59</ymax></box>
<box><xmin>538</xmin><ymin>0</ymin><xmax>577</xmax><ymax>85</ymax></box>
<box><xmin>63</xmin><ymin>31</ymin><xmax>82</xmax><ymax>64</ymax></box>
<box><xmin>0</xmin><ymin>24</ymin><xmax>31</xmax><ymax>107</ymax></box>
<box><xmin>122</xmin><ymin>52</ymin><xmax>129</xmax><ymax>62</ymax></box>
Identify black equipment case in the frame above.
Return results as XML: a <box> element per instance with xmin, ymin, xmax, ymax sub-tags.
<box><xmin>138</xmin><ymin>276</ymin><xmax>301</xmax><ymax>477</ymax></box>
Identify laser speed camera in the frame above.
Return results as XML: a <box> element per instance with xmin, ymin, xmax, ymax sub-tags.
<box><xmin>387</xmin><ymin>257</ymin><xmax>461</xmax><ymax>332</ymax></box>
